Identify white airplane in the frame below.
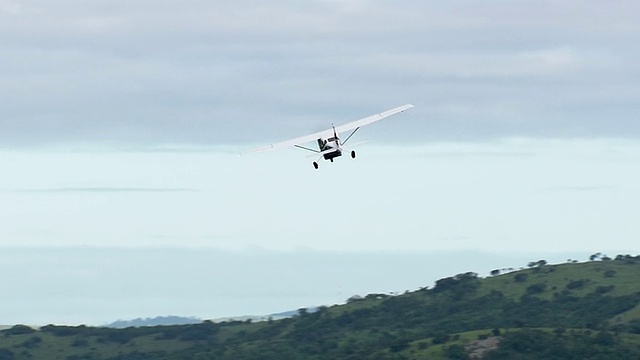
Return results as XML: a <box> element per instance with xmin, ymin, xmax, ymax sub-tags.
<box><xmin>250</xmin><ymin>104</ymin><xmax>414</xmax><ymax>169</ymax></box>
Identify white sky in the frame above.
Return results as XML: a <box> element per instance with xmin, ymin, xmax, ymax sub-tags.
<box><xmin>1</xmin><ymin>0</ymin><xmax>639</xmax><ymax>325</ymax></box>
<box><xmin>1</xmin><ymin>139</ymin><xmax>639</xmax><ymax>253</ymax></box>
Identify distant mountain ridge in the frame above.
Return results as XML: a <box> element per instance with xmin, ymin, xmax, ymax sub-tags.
<box><xmin>107</xmin><ymin>316</ymin><xmax>201</xmax><ymax>328</ymax></box>
<box><xmin>106</xmin><ymin>308</ymin><xmax>318</xmax><ymax>328</ymax></box>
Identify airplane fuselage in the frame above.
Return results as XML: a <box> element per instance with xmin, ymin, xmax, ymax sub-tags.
<box><xmin>323</xmin><ymin>149</ymin><xmax>342</xmax><ymax>161</ymax></box>
<box><xmin>317</xmin><ymin>137</ymin><xmax>342</xmax><ymax>162</ymax></box>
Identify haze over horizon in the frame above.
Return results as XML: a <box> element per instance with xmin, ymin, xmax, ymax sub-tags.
<box><xmin>0</xmin><ymin>247</ymin><xmax>616</xmax><ymax>326</ymax></box>
<box><xmin>2</xmin><ymin>0</ymin><xmax>639</xmax><ymax>325</ymax></box>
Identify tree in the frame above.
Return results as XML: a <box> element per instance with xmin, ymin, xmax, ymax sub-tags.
<box><xmin>433</xmin><ymin>272</ymin><xmax>481</xmax><ymax>301</ymax></box>
<box><xmin>2</xmin><ymin>325</ymin><xmax>35</xmax><ymax>336</ymax></box>
<box><xmin>432</xmin><ymin>331</ymin><xmax>450</xmax><ymax>344</ymax></box>
<box><xmin>536</xmin><ymin>259</ymin><xmax>547</xmax><ymax>267</ymax></box>
<box><xmin>445</xmin><ymin>344</ymin><xmax>468</xmax><ymax>359</ymax></box>
<box><xmin>527</xmin><ymin>259</ymin><xmax>547</xmax><ymax>268</ymax></box>
<box><xmin>594</xmin><ymin>330</ymin><xmax>615</xmax><ymax>346</ymax></box>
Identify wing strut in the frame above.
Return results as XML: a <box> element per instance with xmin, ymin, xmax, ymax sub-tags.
<box><xmin>340</xmin><ymin>127</ymin><xmax>360</xmax><ymax>146</ymax></box>
<box><xmin>294</xmin><ymin>145</ymin><xmax>320</xmax><ymax>153</ymax></box>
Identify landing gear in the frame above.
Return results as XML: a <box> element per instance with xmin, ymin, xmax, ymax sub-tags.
<box><xmin>350</xmin><ymin>150</ymin><xmax>356</xmax><ymax>159</ymax></box>
<box><xmin>313</xmin><ymin>161</ymin><xmax>319</xmax><ymax>170</ymax></box>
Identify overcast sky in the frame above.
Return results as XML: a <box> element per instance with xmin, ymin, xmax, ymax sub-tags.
<box><xmin>2</xmin><ymin>0</ymin><xmax>639</xmax><ymax>146</ymax></box>
<box><xmin>1</xmin><ymin>0</ymin><xmax>640</xmax><ymax>325</ymax></box>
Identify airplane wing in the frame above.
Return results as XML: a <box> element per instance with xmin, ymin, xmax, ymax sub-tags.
<box><xmin>333</xmin><ymin>104</ymin><xmax>414</xmax><ymax>135</ymax></box>
<box><xmin>249</xmin><ymin>104</ymin><xmax>413</xmax><ymax>153</ymax></box>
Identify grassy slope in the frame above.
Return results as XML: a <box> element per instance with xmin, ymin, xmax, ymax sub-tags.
<box><xmin>479</xmin><ymin>260</ymin><xmax>640</xmax><ymax>323</ymax></box>
<box><xmin>407</xmin><ymin>259</ymin><xmax>640</xmax><ymax>359</ymax></box>
<box><xmin>480</xmin><ymin>261</ymin><xmax>639</xmax><ymax>299</ymax></box>
<box><xmin>1</xmin><ymin>259</ymin><xmax>640</xmax><ymax>359</ymax></box>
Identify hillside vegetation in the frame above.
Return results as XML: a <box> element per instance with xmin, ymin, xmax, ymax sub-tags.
<box><xmin>3</xmin><ymin>255</ymin><xmax>640</xmax><ymax>359</ymax></box>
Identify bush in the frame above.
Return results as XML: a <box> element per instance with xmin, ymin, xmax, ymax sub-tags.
<box><xmin>40</xmin><ymin>325</ymin><xmax>85</xmax><ymax>337</ymax></box>
<box><xmin>71</xmin><ymin>337</ymin><xmax>89</xmax><ymax>348</ymax></box>
<box><xmin>178</xmin><ymin>322</ymin><xmax>218</xmax><ymax>341</ymax></box>
<box><xmin>445</xmin><ymin>344</ymin><xmax>468</xmax><ymax>359</ymax></box>
<box><xmin>514</xmin><ymin>273</ymin><xmax>528</xmax><ymax>283</ymax></box>
<box><xmin>526</xmin><ymin>283</ymin><xmax>546</xmax><ymax>295</ymax></box>
<box><xmin>20</xmin><ymin>336</ymin><xmax>41</xmax><ymax>349</ymax></box>
<box><xmin>566</xmin><ymin>279</ymin><xmax>589</xmax><ymax>290</ymax></box>
<box><xmin>627</xmin><ymin>319</ymin><xmax>640</xmax><ymax>334</ymax></box>
<box><xmin>432</xmin><ymin>331</ymin><xmax>450</xmax><ymax>344</ymax></box>
<box><xmin>593</xmin><ymin>285</ymin><xmax>615</xmax><ymax>294</ymax></box>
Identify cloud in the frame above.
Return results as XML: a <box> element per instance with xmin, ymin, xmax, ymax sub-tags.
<box><xmin>12</xmin><ymin>187</ymin><xmax>199</xmax><ymax>193</ymax></box>
<box><xmin>1</xmin><ymin>1</ymin><xmax>639</xmax><ymax>148</ymax></box>
<box><xmin>538</xmin><ymin>186</ymin><xmax>616</xmax><ymax>193</ymax></box>
<box><xmin>0</xmin><ymin>0</ymin><xmax>21</xmax><ymax>15</ymax></box>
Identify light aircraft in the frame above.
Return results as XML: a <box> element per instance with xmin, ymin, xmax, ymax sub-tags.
<box><xmin>250</xmin><ymin>104</ymin><xmax>414</xmax><ymax>169</ymax></box>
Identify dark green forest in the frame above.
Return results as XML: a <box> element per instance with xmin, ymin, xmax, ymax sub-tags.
<box><xmin>3</xmin><ymin>254</ymin><xmax>640</xmax><ymax>359</ymax></box>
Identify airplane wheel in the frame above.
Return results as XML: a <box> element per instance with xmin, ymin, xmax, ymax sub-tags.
<box><xmin>313</xmin><ymin>162</ymin><xmax>319</xmax><ymax>170</ymax></box>
<box><xmin>351</xmin><ymin>150</ymin><xmax>356</xmax><ymax>159</ymax></box>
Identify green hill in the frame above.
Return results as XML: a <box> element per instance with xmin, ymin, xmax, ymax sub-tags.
<box><xmin>3</xmin><ymin>255</ymin><xmax>640</xmax><ymax>359</ymax></box>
